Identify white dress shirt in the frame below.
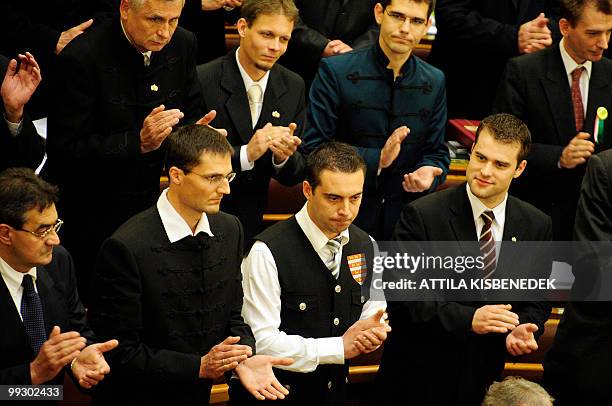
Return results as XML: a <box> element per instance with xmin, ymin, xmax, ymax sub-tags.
<box><xmin>466</xmin><ymin>183</ymin><xmax>507</xmax><ymax>261</ymax></box>
<box><xmin>157</xmin><ymin>188</ymin><xmax>214</xmax><ymax>241</ymax></box>
<box><xmin>3</xmin><ymin>116</ymin><xmax>23</xmax><ymax>136</ymax></box>
<box><xmin>559</xmin><ymin>37</ymin><xmax>592</xmax><ymax>118</ymax></box>
<box><xmin>241</xmin><ymin>203</ymin><xmax>386</xmax><ymax>372</ymax></box>
<box><xmin>0</xmin><ymin>255</ymin><xmax>37</xmax><ymax>321</ymax></box>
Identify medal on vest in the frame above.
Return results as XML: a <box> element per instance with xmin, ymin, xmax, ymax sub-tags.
<box><xmin>347</xmin><ymin>253</ymin><xmax>367</xmax><ymax>285</ymax></box>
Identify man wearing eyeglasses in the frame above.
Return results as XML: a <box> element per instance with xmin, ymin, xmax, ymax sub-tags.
<box><xmin>302</xmin><ymin>0</ymin><xmax>449</xmax><ymax>241</ymax></box>
<box><xmin>0</xmin><ymin>168</ymin><xmax>118</xmax><ymax>392</ymax></box>
<box><xmin>89</xmin><ymin>124</ymin><xmax>294</xmax><ymax>405</ymax></box>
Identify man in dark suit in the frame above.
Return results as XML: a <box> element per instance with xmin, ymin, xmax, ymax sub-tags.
<box><xmin>1</xmin><ymin>53</ymin><xmax>45</xmax><ymax>172</ymax></box>
<box><xmin>44</xmin><ymin>0</ymin><xmax>218</xmax><ymax>304</ymax></box>
<box><xmin>543</xmin><ymin>150</ymin><xmax>612</xmax><ymax>404</ymax></box>
<box><xmin>0</xmin><ymin>168</ymin><xmax>117</xmax><ymax>393</ymax></box>
<box><xmin>279</xmin><ymin>0</ymin><xmax>378</xmax><ymax>88</ymax></box>
<box><xmin>198</xmin><ymin>0</ymin><xmax>305</xmax><ymax>241</ymax></box>
<box><xmin>429</xmin><ymin>0</ymin><xmax>560</xmax><ymax>119</ymax></box>
<box><xmin>376</xmin><ymin>114</ymin><xmax>553</xmax><ymax>405</ymax></box>
<box><xmin>493</xmin><ymin>0</ymin><xmax>612</xmax><ymax>240</ymax></box>
<box><xmin>89</xmin><ymin>125</ymin><xmax>293</xmax><ymax>405</ymax></box>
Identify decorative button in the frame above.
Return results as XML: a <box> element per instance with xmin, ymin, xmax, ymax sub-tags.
<box><xmin>150</xmin><ymin>84</ymin><xmax>158</xmax><ymax>92</ymax></box>
<box><xmin>333</xmin><ymin>317</ymin><xmax>340</xmax><ymax>326</ymax></box>
<box><xmin>360</xmin><ymin>296</ymin><xmax>365</xmax><ymax>303</ymax></box>
<box><xmin>335</xmin><ymin>285</ymin><xmax>341</xmax><ymax>293</ymax></box>
<box><xmin>327</xmin><ymin>381</ymin><xmax>332</xmax><ymax>389</ymax></box>
<box><xmin>299</xmin><ymin>302</ymin><xmax>306</xmax><ymax>311</ymax></box>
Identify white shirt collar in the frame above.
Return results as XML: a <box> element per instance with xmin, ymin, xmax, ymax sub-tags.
<box><xmin>156</xmin><ymin>188</ymin><xmax>214</xmax><ymax>243</ymax></box>
<box><xmin>466</xmin><ymin>183</ymin><xmax>507</xmax><ymax>233</ymax></box>
<box><xmin>559</xmin><ymin>38</ymin><xmax>592</xmax><ymax>80</ymax></box>
<box><xmin>120</xmin><ymin>19</ymin><xmax>153</xmax><ymax>65</ymax></box>
<box><xmin>295</xmin><ymin>203</ymin><xmax>350</xmax><ymax>253</ymax></box>
<box><xmin>235</xmin><ymin>47</ymin><xmax>270</xmax><ymax>94</ymax></box>
<box><xmin>0</xmin><ymin>254</ymin><xmax>37</xmax><ymax>296</ymax></box>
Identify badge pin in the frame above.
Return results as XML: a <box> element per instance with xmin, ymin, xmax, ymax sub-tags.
<box><xmin>511</xmin><ymin>237</ymin><xmax>517</xmax><ymax>242</ymax></box>
<box><xmin>150</xmin><ymin>84</ymin><xmax>159</xmax><ymax>92</ymax></box>
<box><xmin>272</xmin><ymin>111</ymin><xmax>280</xmax><ymax>118</ymax></box>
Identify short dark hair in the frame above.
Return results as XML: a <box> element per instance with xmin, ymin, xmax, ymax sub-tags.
<box><xmin>0</xmin><ymin>168</ymin><xmax>59</xmax><ymax>229</ymax></box>
<box><xmin>241</xmin><ymin>0</ymin><xmax>299</xmax><ymax>26</ymax></box>
<box><xmin>305</xmin><ymin>142</ymin><xmax>366</xmax><ymax>190</ymax></box>
<box><xmin>164</xmin><ymin>125</ymin><xmax>234</xmax><ymax>176</ymax></box>
<box><xmin>474</xmin><ymin>113</ymin><xmax>531</xmax><ymax>164</ymax></box>
<box><xmin>560</xmin><ymin>0</ymin><xmax>612</xmax><ymax>26</ymax></box>
<box><xmin>378</xmin><ymin>0</ymin><xmax>436</xmax><ymax>18</ymax></box>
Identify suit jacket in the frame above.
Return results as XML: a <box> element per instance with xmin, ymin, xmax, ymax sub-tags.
<box><xmin>0</xmin><ymin>55</ymin><xmax>45</xmax><ymax>172</ymax></box>
<box><xmin>429</xmin><ymin>0</ymin><xmax>560</xmax><ymax>119</ymax></box>
<box><xmin>89</xmin><ymin>206</ymin><xmax>254</xmax><ymax>405</ymax></box>
<box><xmin>280</xmin><ymin>0</ymin><xmax>378</xmax><ymax>87</ymax></box>
<box><xmin>44</xmin><ymin>17</ymin><xmax>202</xmax><ymax>302</ymax></box>
<box><xmin>493</xmin><ymin>43</ymin><xmax>612</xmax><ymax>240</ymax></box>
<box><xmin>543</xmin><ymin>150</ymin><xmax>612</xmax><ymax>404</ymax></box>
<box><xmin>197</xmin><ymin>50</ymin><xmax>306</xmax><ymax>241</ymax></box>
<box><xmin>376</xmin><ymin>184</ymin><xmax>553</xmax><ymax>405</ymax></box>
<box><xmin>0</xmin><ymin>246</ymin><xmax>93</xmax><ymax>388</ymax></box>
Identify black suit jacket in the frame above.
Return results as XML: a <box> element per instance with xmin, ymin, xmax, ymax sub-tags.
<box><xmin>197</xmin><ymin>50</ymin><xmax>306</xmax><ymax>241</ymax></box>
<box><xmin>493</xmin><ymin>43</ymin><xmax>612</xmax><ymax>240</ymax></box>
<box><xmin>0</xmin><ymin>246</ymin><xmax>93</xmax><ymax>386</ymax></box>
<box><xmin>89</xmin><ymin>206</ymin><xmax>254</xmax><ymax>405</ymax></box>
<box><xmin>543</xmin><ymin>150</ymin><xmax>612</xmax><ymax>404</ymax></box>
<box><xmin>376</xmin><ymin>184</ymin><xmax>553</xmax><ymax>405</ymax></box>
<box><xmin>0</xmin><ymin>55</ymin><xmax>45</xmax><ymax>172</ymax></box>
<box><xmin>429</xmin><ymin>0</ymin><xmax>560</xmax><ymax>119</ymax></box>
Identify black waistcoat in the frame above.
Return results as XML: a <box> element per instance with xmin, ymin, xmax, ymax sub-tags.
<box><xmin>255</xmin><ymin>217</ymin><xmax>373</xmax><ymax>404</ymax></box>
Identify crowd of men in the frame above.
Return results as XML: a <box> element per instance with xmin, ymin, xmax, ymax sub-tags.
<box><xmin>1</xmin><ymin>0</ymin><xmax>611</xmax><ymax>404</ymax></box>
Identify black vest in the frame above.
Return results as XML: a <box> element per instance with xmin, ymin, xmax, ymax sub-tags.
<box><xmin>255</xmin><ymin>216</ymin><xmax>373</xmax><ymax>404</ymax></box>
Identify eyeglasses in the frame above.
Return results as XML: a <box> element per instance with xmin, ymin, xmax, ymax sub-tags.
<box><xmin>16</xmin><ymin>218</ymin><xmax>63</xmax><ymax>239</ymax></box>
<box><xmin>385</xmin><ymin>9</ymin><xmax>427</xmax><ymax>28</ymax></box>
<box><xmin>185</xmin><ymin>169</ymin><xmax>236</xmax><ymax>185</ymax></box>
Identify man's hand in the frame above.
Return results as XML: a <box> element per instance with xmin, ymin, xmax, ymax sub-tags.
<box><xmin>559</xmin><ymin>132</ymin><xmax>594</xmax><ymax>169</ymax></box>
<box><xmin>269</xmin><ymin>123</ymin><xmax>301</xmax><ymax>163</ymax></box>
<box><xmin>199</xmin><ymin>336</ymin><xmax>253</xmax><ymax>379</ymax></box>
<box><xmin>518</xmin><ymin>13</ymin><xmax>552</xmax><ymax>54</ymax></box>
<box><xmin>1</xmin><ymin>52</ymin><xmax>42</xmax><ymax>123</ymax></box>
<box><xmin>472</xmin><ymin>304</ymin><xmax>519</xmax><ymax>335</ymax></box>
<box><xmin>506</xmin><ymin>323</ymin><xmax>539</xmax><ymax>356</ymax></box>
<box><xmin>247</xmin><ymin>122</ymin><xmax>293</xmax><ymax>162</ymax></box>
<box><xmin>196</xmin><ymin>109</ymin><xmax>228</xmax><ymax>136</ymax></box>
<box><xmin>343</xmin><ymin>309</ymin><xmax>391</xmax><ymax>359</ymax></box>
<box><xmin>202</xmin><ymin>0</ymin><xmax>242</xmax><ymax>10</ymax></box>
<box><xmin>322</xmin><ymin>40</ymin><xmax>353</xmax><ymax>57</ymax></box>
<box><xmin>56</xmin><ymin>19</ymin><xmax>94</xmax><ymax>54</ymax></box>
<box><xmin>140</xmin><ymin>105</ymin><xmax>184</xmax><ymax>153</ymax></box>
<box><xmin>402</xmin><ymin>166</ymin><xmax>443</xmax><ymax>193</ymax></box>
<box><xmin>30</xmin><ymin>326</ymin><xmax>86</xmax><ymax>385</ymax></box>
<box><xmin>379</xmin><ymin>126</ymin><xmax>410</xmax><ymax>171</ymax></box>
<box><xmin>235</xmin><ymin>355</ymin><xmax>294</xmax><ymax>400</ymax></box>
<box><xmin>71</xmin><ymin>339</ymin><xmax>118</xmax><ymax>389</ymax></box>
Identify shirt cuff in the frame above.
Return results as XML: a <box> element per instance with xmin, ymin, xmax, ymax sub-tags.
<box><xmin>4</xmin><ymin>115</ymin><xmax>23</xmax><ymax>137</ymax></box>
<box><xmin>272</xmin><ymin>154</ymin><xmax>289</xmax><ymax>169</ymax></box>
<box><xmin>317</xmin><ymin>337</ymin><xmax>344</xmax><ymax>365</ymax></box>
<box><xmin>240</xmin><ymin>145</ymin><xmax>255</xmax><ymax>171</ymax></box>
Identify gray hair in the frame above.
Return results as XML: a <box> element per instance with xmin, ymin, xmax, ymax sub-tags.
<box><xmin>482</xmin><ymin>376</ymin><xmax>554</xmax><ymax>406</ymax></box>
<box><xmin>127</xmin><ymin>0</ymin><xmax>185</xmax><ymax>9</ymax></box>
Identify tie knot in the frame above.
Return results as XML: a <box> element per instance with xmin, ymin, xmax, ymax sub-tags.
<box><xmin>326</xmin><ymin>237</ymin><xmax>342</xmax><ymax>254</ymax></box>
<box><xmin>571</xmin><ymin>66</ymin><xmax>584</xmax><ymax>82</ymax></box>
<box><xmin>22</xmin><ymin>274</ymin><xmax>35</xmax><ymax>292</ymax></box>
<box><xmin>247</xmin><ymin>84</ymin><xmax>263</xmax><ymax>103</ymax></box>
<box><xmin>481</xmin><ymin>210</ymin><xmax>495</xmax><ymax>227</ymax></box>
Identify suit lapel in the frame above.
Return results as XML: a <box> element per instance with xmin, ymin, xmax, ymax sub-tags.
<box><xmin>585</xmin><ymin>62</ymin><xmax>611</xmax><ymax>151</ymax></box>
<box><xmin>35</xmin><ymin>266</ymin><xmax>57</xmax><ymax>335</ymax></box>
<box><xmin>541</xmin><ymin>46</ymin><xmax>576</xmax><ymax>145</ymax></box>
<box><xmin>449</xmin><ymin>185</ymin><xmax>480</xmax><ymax>256</ymax></box>
<box><xmin>221</xmin><ymin>52</ymin><xmax>254</xmax><ymax>144</ymax></box>
<box><xmin>257</xmin><ymin>67</ymin><xmax>287</xmax><ymax>128</ymax></box>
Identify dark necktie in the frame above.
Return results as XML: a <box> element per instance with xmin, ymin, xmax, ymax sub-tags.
<box><xmin>479</xmin><ymin>211</ymin><xmax>496</xmax><ymax>279</ymax></box>
<box><xmin>571</xmin><ymin>66</ymin><xmax>585</xmax><ymax>131</ymax></box>
<box><xmin>21</xmin><ymin>274</ymin><xmax>47</xmax><ymax>356</ymax></box>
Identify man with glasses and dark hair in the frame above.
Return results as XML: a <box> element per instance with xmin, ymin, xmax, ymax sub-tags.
<box><xmin>302</xmin><ymin>0</ymin><xmax>449</xmax><ymax>240</ymax></box>
<box><xmin>0</xmin><ymin>168</ymin><xmax>118</xmax><ymax>392</ymax></box>
<box><xmin>89</xmin><ymin>124</ymin><xmax>294</xmax><ymax>405</ymax></box>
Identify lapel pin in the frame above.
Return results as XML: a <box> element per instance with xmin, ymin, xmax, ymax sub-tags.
<box><xmin>511</xmin><ymin>237</ymin><xmax>517</xmax><ymax>242</ymax></box>
<box><xmin>272</xmin><ymin>111</ymin><xmax>280</xmax><ymax>118</ymax></box>
<box><xmin>150</xmin><ymin>84</ymin><xmax>159</xmax><ymax>92</ymax></box>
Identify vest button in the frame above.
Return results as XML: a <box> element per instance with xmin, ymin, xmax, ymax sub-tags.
<box><xmin>327</xmin><ymin>381</ymin><xmax>332</xmax><ymax>390</ymax></box>
<box><xmin>299</xmin><ymin>302</ymin><xmax>307</xmax><ymax>311</ymax></box>
<box><xmin>333</xmin><ymin>317</ymin><xmax>340</xmax><ymax>326</ymax></box>
<box><xmin>335</xmin><ymin>285</ymin><xmax>341</xmax><ymax>293</ymax></box>
<box><xmin>361</xmin><ymin>296</ymin><xmax>365</xmax><ymax>303</ymax></box>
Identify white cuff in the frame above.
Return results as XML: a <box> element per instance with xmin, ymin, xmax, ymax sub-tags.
<box><xmin>4</xmin><ymin>115</ymin><xmax>23</xmax><ymax>137</ymax></box>
<box><xmin>240</xmin><ymin>145</ymin><xmax>255</xmax><ymax>171</ymax></box>
<box><xmin>272</xmin><ymin>154</ymin><xmax>289</xmax><ymax>169</ymax></box>
<box><xmin>316</xmin><ymin>337</ymin><xmax>344</xmax><ymax>365</ymax></box>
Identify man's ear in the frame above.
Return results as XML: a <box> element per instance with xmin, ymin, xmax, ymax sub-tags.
<box><xmin>0</xmin><ymin>224</ymin><xmax>13</xmax><ymax>246</ymax></box>
<box><xmin>514</xmin><ymin>160</ymin><xmax>527</xmax><ymax>178</ymax></box>
<box><xmin>119</xmin><ymin>0</ymin><xmax>130</xmax><ymax>20</ymax></box>
<box><xmin>559</xmin><ymin>18</ymin><xmax>571</xmax><ymax>37</ymax></box>
<box><xmin>303</xmin><ymin>180</ymin><xmax>313</xmax><ymax>200</ymax></box>
<box><xmin>374</xmin><ymin>3</ymin><xmax>384</xmax><ymax>25</ymax></box>
<box><xmin>237</xmin><ymin>18</ymin><xmax>248</xmax><ymax>38</ymax></box>
<box><xmin>168</xmin><ymin>166</ymin><xmax>183</xmax><ymax>185</ymax></box>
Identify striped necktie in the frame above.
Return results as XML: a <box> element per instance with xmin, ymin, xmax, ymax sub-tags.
<box><xmin>479</xmin><ymin>211</ymin><xmax>496</xmax><ymax>279</ymax></box>
<box><xmin>21</xmin><ymin>274</ymin><xmax>47</xmax><ymax>356</ymax></box>
<box><xmin>571</xmin><ymin>66</ymin><xmax>585</xmax><ymax>131</ymax></box>
<box><xmin>325</xmin><ymin>237</ymin><xmax>343</xmax><ymax>279</ymax></box>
